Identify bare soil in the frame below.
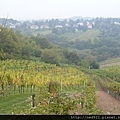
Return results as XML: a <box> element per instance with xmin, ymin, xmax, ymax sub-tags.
<box><xmin>96</xmin><ymin>80</ymin><xmax>120</xmax><ymax>115</ymax></box>
<box><xmin>70</xmin><ymin>80</ymin><xmax>120</xmax><ymax>115</ymax></box>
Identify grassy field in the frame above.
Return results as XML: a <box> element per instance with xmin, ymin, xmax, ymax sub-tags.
<box><xmin>0</xmin><ymin>86</ymin><xmax>41</xmax><ymax>115</ymax></box>
<box><xmin>32</xmin><ymin>29</ymin><xmax>101</xmax><ymax>42</ymax></box>
<box><xmin>0</xmin><ymin>93</ymin><xmax>32</xmax><ymax>114</ymax></box>
<box><xmin>60</xmin><ymin>29</ymin><xmax>101</xmax><ymax>42</ymax></box>
<box><xmin>0</xmin><ymin>86</ymin><xmax>82</xmax><ymax>115</ymax></box>
<box><xmin>99</xmin><ymin>57</ymin><xmax>120</xmax><ymax>68</ymax></box>
<box><xmin>32</xmin><ymin>29</ymin><xmax>52</xmax><ymax>36</ymax></box>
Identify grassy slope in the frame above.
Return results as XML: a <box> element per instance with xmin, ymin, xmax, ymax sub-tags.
<box><xmin>31</xmin><ymin>29</ymin><xmax>100</xmax><ymax>42</ymax></box>
<box><xmin>32</xmin><ymin>30</ymin><xmax>52</xmax><ymax>36</ymax></box>
<box><xmin>0</xmin><ymin>93</ymin><xmax>31</xmax><ymax>114</ymax></box>
<box><xmin>99</xmin><ymin>57</ymin><xmax>120</xmax><ymax>68</ymax></box>
<box><xmin>0</xmin><ymin>87</ymin><xmax>41</xmax><ymax>114</ymax></box>
<box><xmin>60</xmin><ymin>29</ymin><xmax>101</xmax><ymax>42</ymax></box>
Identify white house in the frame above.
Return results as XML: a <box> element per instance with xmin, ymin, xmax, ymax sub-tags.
<box><xmin>9</xmin><ymin>24</ymin><xmax>16</xmax><ymax>28</ymax></box>
<box><xmin>87</xmin><ymin>24</ymin><xmax>92</xmax><ymax>29</ymax></box>
<box><xmin>40</xmin><ymin>25</ymin><xmax>49</xmax><ymax>29</ymax></box>
<box><xmin>65</xmin><ymin>23</ymin><xmax>70</xmax><ymax>27</ymax></box>
<box><xmin>55</xmin><ymin>25</ymin><xmax>63</xmax><ymax>28</ymax></box>
<box><xmin>77</xmin><ymin>22</ymin><xmax>84</xmax><ymax>26</ymax></box>
<box><xmin>86</xmin><ymin>21</ymin><xmax>90</xmax><ymax>25</ymax></box>
<box><xmin>15</xmin><ymin>23</ymin><xmax>21</xmax><ymax>26</ymax></box>
<box><xmin>114</xmin><ymin>22</ymin><xmax>120</xmax><ymax>25</ymax></box>
<box><xmin>30</xmin><ymin>25</ymin><xmax>39</xmax><ymax>30</ymax></box>
<box><xmin>92</xmin><ymin>22</ymin><xmax>95</xmax><ymax>25</ymax></box>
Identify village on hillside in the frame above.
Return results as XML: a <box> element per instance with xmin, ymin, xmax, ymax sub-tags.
<box><xmin>1</xmin><ymin>17</ymin><xmax>120</xmax><ymax>37</ymax></box>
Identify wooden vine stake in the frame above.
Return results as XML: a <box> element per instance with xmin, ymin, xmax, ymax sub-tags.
<box><xmin>32</xmin><ymin>94</ymin><xmax>36</xmax><ymax>108</ymax></box>
<box><xmin>60</xmin><ymin>79</ymin><xmax>62</xmax><ymax>91</ymax></box>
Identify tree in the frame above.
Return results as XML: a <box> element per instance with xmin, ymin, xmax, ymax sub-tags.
<box><xmin>34</xmin><ymin>37</ymin><xmax>53</xmax><ymax>49</ymax></box>
<box><xmin>0</xmin><ymin>27</ymin><xmax>21</xmax><ymax>59</ymax></box>
<box><xmin>63</xmin><ymin>50</ymin><xmax>80</xmax><ymax>65</ymax></box>
<box><xmin>41</xmin><ymin>49</ymin><xmax>60</xmax><ymax>66</ymax></box>
<box><xmin>52</xmin><ymin>28</ymin><xmax>58</xmax><ymax>34</ymax></box>
<box><xmin>90</xmin><ymin>61</ymin><xmax>100</xmax><ymax>69</ymax></box>
<box><xmin>81</xmin><ymin>59</ymin><xmax>89</xmax><ymax>68</ymax></box>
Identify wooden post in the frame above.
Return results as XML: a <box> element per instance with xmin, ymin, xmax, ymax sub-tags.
<box><xmin>14</xmin><ymin>86</ymin><xmax>16</xmax><ymax>94</ymax></box>
<box><xmin>32</xmin><ymin>94</ymin><xmax>35</xmax><ymax>108</ymax></box>
<box><xmin>60</xmin><ymin>79</ymin><xmax>62</xmax><ymax>91</ymax></box>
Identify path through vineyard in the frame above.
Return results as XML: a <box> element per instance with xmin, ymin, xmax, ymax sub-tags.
<box><xmin>96</xmin><ymin>80</ymin><xmax>120</xmax><ymax>115</ymax></box>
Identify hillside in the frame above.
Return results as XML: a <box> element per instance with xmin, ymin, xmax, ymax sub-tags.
<box><xmin>1</xmin><ymin>17</ymin><xmax>120</xmax><ymax>64</ymax></box>
<box><xmin>59</xmin><ymin>29</ymin><xmax>101</xmax><ymax>42</ymax></box>
<box><xmin>99</xmin><ymin>57</ymin><xmax>120</xmax><ymax>67</ymax></box>
<box><xmin>0</xmin><ymin>23</ymin><xmax>119</xmax><ymax>114</ymax></box>
<box><xmin>0</xmin><ymin>60</ymin><xmax>120</xmax><ymax>115</ymax></box>
<box><xmin>0</xmin><ymin>60</ymin><xmax>97</xmax><ymax>115</ymax></box>
<box><xmin>43</xmin><ymin>18</ymin><xmax>120</xmax><ymax>63</ymax></box>
<box><xmin>0</xmin><ymin>26</ymin><xmax>100</xmax><ymax>69</ymax></box>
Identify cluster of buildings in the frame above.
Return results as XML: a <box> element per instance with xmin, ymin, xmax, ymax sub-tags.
<box><xmin>1</xmin><ymin>19</ymin><xmax>95</xmax><ymax>31</ymax></box>
<box><xmin>1</xmin><ymin>18</ymin><xmax>120</xmax><ymax>31</ymax></box>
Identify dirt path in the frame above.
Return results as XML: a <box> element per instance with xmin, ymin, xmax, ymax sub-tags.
<box><xmin>70</xmin><ymin>80</ymin><xmax>120</xmax><ymax>115</ymax></box>
<box><xmin>96</xmin><ymin>80</ymin><xmax>120</xmax><ymax>115</ymax></box>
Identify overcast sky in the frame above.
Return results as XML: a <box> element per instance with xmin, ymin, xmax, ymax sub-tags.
<box><xmin>0</xmin><ymin>0</ymin><xmax>120</xmax><ymax>20</ymax></box>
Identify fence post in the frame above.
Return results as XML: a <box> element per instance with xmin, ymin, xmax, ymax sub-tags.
<box><xmin>32</xmin><ymin>94</ymin><xmax>36</xmax><ymax>108</ymax></box>
<box><xmin>107</xmin><ymin>89</ymin><xmax>110</xmax><ymax>94</ymax></box>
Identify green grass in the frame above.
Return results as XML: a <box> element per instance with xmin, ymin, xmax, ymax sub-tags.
<box><xmin>99</xmin><ymin>57</ymin><xmax>120</xmax><ymax>67</ymax></box>
<box><xmin>31</xmin><ymin>29</ymin><xmax>101</xmax><ymax>43</ymax></box>
<box><xmin>0</xmin><ymin>93</ymin><xmax>31</xmax><ymax>114</ymax></box>
<box><xmin>60</xmin><ymin>29</ymin><xmax>101</xmax><ymax>42</ymax></box>
<box><xmin>32</xmin><ymin>30</ymin><xmax>52</xmax><ymax>36</ymax></box>
<box><xmin>0</xmin><ymin>86</ymin><xmax>41</xmax><ymax>115</ymax></box>
<box><xmin>0</xmin><ymin>85</ymin><xmax>84</xmax><ymax>115</ymax></box>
